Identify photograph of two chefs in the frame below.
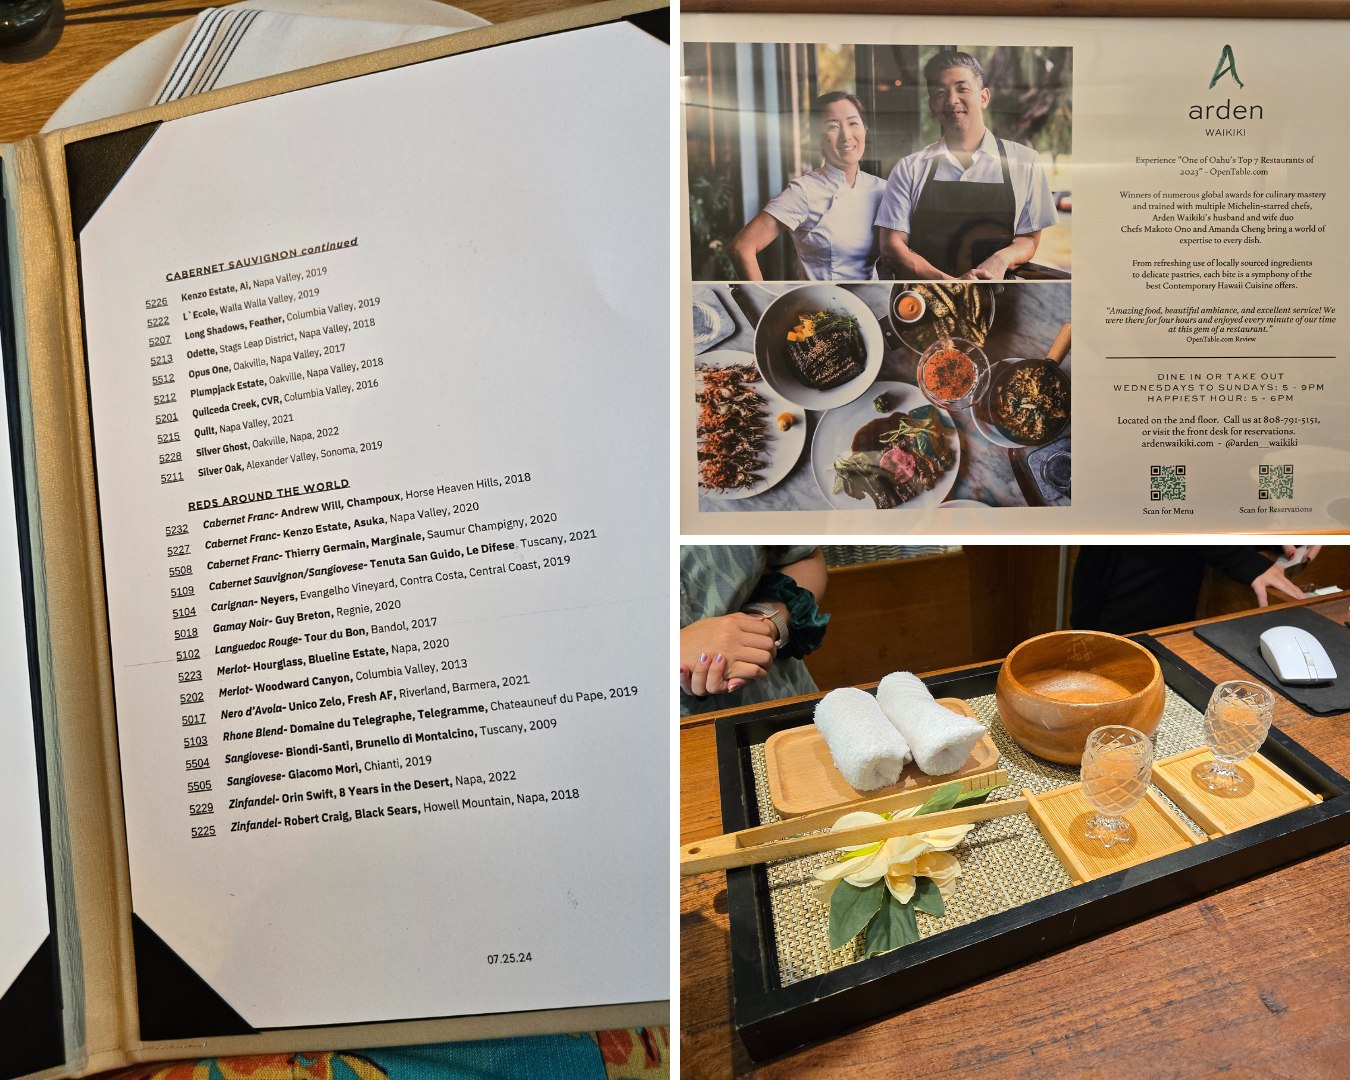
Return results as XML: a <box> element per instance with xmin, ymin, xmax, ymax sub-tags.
<box><xmin>685</xmin><ymin>40</ymin><xmax>1072</xmax><ymax>283</ymax></box>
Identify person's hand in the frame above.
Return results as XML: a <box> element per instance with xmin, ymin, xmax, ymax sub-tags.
<box><xmin>1282</xmin><ymin>544</ymin><xmax>1323</xmax><ymax>563</ymax></box>
<box><xmin>679</xmin><ymin>613</ymin><xmax>777</xmax><ymax>696</ymax></box>
<box><xmin>1250</xmin><ymin>562</ymin><xmax>1308</xmax><ymax>607</ymax></box>
<box><xmin>679</xmin><ymin>654</ymin><xmax>749</xmax><ymax>697</ymax></box>
<box><xmin>969</xmin><ymin>252</ymin><xmax>1011</xmax><ymax>280</ymax></box>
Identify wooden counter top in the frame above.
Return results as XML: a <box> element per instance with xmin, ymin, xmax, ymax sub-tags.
<box><xmin>680</xmin><ymin>594</ymin><xmax>1350</xmax><ymax>1078</ymax></box>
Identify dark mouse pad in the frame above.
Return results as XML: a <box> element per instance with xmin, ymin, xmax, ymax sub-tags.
<box><xmin>1195</xmin><ymin>605</ymin><xmax>1350</xmax><ymax>716</ymax></box>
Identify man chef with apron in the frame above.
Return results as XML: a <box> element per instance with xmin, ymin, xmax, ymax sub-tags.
<box><xmin>876</xmin><ymin>51</ymin><xmax>1058</xmax><ymax>280</ymax></box>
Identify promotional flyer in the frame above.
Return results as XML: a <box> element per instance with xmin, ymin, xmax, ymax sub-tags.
<box><xmin>681</xmin><ymin>13</ymin><xmax>1349</xmax><ymax>533</ymax></box>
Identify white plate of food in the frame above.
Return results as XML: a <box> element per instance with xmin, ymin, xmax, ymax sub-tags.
<box><xmin>810</xmin><ymin>382</ymin><xmax>960</xmax><ymax>510</ymax></box>
<box><xmin>753</xmin><ymin>284</ymin><xmax>884</xmax><ymax>410</ymax></box>
<box><xmin>696</xmin><ymin>351</ymin><xmax>806</xmax><ymax>500</ymax></box>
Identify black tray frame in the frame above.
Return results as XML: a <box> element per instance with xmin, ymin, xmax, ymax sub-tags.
<box><xmin>715</xmin><ymin>636</ymin><xmax>1350</xmax><ymax>1061</ymax></box>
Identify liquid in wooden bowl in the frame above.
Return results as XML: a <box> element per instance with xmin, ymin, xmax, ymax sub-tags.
<box><xmin>996</xmin><ymin>631</ymin><xmax>1165</xmax><ymax>765</ymax></box>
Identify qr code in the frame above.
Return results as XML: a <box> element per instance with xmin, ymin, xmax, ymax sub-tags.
<box><xmin>1149</xmin><ymin>464</ymin><xmax>1186</xmax><ymax>501</ymax></box>
<box><xmin>1258</xmin><ymin>464</ymin><xmax>1294</xmax><ymax>501</ymax></box>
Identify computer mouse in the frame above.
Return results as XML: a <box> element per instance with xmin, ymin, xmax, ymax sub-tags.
<box><xmin>1258</xmin><ymin>625</ymin><xmax>1337</xmax><ymax>685</ymax></box>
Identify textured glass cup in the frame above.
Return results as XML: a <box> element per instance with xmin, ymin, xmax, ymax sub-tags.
<box><xmin>1081</xmin><ymin>725</ymin><xmax>1153</xmax><ymax>848</ymax></box>
<box><xmin>1199</xmin><ymin>680</ymin><xmax>1274</xmax><ymax>791</ymax></box>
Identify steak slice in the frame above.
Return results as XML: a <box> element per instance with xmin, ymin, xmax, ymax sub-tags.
<box><xmin>787</xmin><ymin>323</ymin><xmax>865</xmax><ymax>389</ymax></box>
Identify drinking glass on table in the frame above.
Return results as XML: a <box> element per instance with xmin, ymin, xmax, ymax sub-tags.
<box><xmin>1081</xmin><ymin>725</ymin><xmax>1153</xmax><ymax>849</ymax></box>
<box><xmin>1198</xmin><ymin>680</ymin><xmax>1274</xmax><ymax>792</ymax></box>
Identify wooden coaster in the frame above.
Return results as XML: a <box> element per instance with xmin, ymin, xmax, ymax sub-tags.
<box><xmin>1024</xmin><ymin>783</ymin><xmax>1202</xmax><ymax>885</ymax></box>
<box><xmin>1152</xmin><ymin>747</ymin><xmax>1322</xmax><ymax>839</ymax></box>
<box><xmin>763</xmin><ymin>698</ymin><xmax>1000</xmax><ymax>817</ymax></box>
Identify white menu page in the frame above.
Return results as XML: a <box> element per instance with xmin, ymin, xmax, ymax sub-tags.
<box><xmin>78</xmin><ymin>22</ymin><xmax>667</xmax><ymax>1029</ymax></box>
<box><xmin>0</xmin><ymin>334</ymin><xmax>49</xmax><ymax>1001</ymax></box>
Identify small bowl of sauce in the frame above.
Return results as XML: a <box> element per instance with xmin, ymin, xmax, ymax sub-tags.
<box><xmin>893</xmin><ymin>289</ymin><xmax>926</xmax><ymax>325</ymax></box>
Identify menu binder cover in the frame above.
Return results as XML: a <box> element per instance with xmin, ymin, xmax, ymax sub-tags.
<box><xmin>1</xmin><ymin>165</ymin><xmax>65</xmax><ymax>1080</ymax></box>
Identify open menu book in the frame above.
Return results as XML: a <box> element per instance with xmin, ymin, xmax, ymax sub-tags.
<box><xmin>0</xmin><ymin>3</ymin><xmax>668</xmax><ymax>1075</ymax></box>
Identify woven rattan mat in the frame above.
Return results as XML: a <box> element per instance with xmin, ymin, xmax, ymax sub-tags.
<box><xmin>749</xmin><ymin>687</ymin><xmax>1210</xmax><ymax>988</ymax></box>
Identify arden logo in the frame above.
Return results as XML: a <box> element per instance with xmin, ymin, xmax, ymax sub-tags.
<box><xmin>1190</xmin><ymin>43</ymin><xmax>1261</xmax><ymax>127</ymax></box>
<box><xmin>1209</xmin><ymin>44</ymin><xmax>1244</xmax><ymax>90</ymax></box>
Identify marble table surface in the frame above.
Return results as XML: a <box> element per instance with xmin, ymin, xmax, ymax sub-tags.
<box><xmin>693</xmin><ymin>280</ymin><xmax>1073</xmax><ymax>513</ymax></box>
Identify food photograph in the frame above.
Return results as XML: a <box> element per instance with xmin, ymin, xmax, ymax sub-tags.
<box><xmin>693</xmin><ymin>281</ymin><xmax>1071</xmax><ymax>512</ymax></box>
<box><xmin>679</xmin><ymin>544</ymin><xmax>1350</xmax><ymax>1077</ymax></box>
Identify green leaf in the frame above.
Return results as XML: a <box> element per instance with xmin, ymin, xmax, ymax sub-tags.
<box><xmin>954</xmin><ymin>783</ymin><xmax>1004</xmax><ymax>805</ymax></box>
<box><xmin>909</xmin><ymin>431</ymin><xmax>937</xmax><ymax>459</ymax></box>
<box><xmin>828</xmin><ymin>879</ymin><xmax>886</xmax><ymax>950</ymax></box>
<box><xmin>831</xmin><ymin>453</ymin><xmax>900</xmax><ymax>510</ymax></box>
<box><xmin>951</xmin><ymin>783</ymin><xmax>1008</xmax><ymax>809</ymax></box>
<box><xmin>915</xmin><ymin>782</ymin><xmax>1007</xmax><ymax>817</ymax></box>
<box><xmin>912</xmin><ymin>877</ymin><xmax>946</xmax><ymax>918</ymax></box>
<box><xmin>863</xmin><ymin>893</ymin><xmax>920</xmax><ymax>957</ymax></box>
<box><xmin>915</xmin><ymin>782</ymin><xmax>963</xmax><ymax>816</ymax></box>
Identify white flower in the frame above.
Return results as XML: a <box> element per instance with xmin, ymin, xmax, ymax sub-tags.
<box><xmin>811</xmin><ymin>804</ymin><xmax>973</xmax><ymax>906</ymax></box>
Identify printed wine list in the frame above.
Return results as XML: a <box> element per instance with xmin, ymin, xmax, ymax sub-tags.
<box><xmin>76</xmin><ymin>22</ymin><xmax>668</xmax><ymax>1029</ymax></box>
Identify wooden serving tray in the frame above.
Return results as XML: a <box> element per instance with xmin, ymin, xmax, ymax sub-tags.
<box><xmin>763</xmin><ymin>697</ymin><xmax>999</xmax><ymax>816</ymax></box>
<box><xmin>1024</xmin><ymin>783</ymin><xmax>1202</xmax><ymax>885</ymax></box>
<box><xmin>1152</xmin><ymin>747</ymin><xmax>1323</xmax><ymax>839</ymax></box>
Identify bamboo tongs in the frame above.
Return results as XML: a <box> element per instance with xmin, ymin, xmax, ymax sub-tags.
<box><xmin>681</xmin><ymin>768</ymin><xmax>1026</xmax><ymax>876</ymax></box>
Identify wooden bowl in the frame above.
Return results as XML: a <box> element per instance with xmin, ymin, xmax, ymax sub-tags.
<box><xmin>996</xmin><ymin>631</ymin><xmax>1165</xmax><ymax>765</ymax></box>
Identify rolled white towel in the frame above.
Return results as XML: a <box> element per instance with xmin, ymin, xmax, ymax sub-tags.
<box><xmin>813</xmin><ymin>687</ymin><xmax>913</xmax><ymax>791</ymax></box>
<box><xmin>876</xmin><ymin>672</ymin><xmax>986</xmax><ymax>776</ymax></box>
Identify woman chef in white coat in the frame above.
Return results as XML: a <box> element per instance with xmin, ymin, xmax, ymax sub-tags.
<box><xmin>729</xmin><ymin>92</ymin><xmax>887</xmax><ymax>281</ymax></box>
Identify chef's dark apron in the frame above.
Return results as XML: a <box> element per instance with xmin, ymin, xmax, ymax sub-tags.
<box><xmin>908</xmin><ymin>137</ymin><xmax>1016</xmax><ymax>275</ymax></box>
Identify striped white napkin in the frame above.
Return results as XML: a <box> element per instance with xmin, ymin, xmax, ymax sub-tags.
<box><xmin>150</xmin><ymin>5</ymin><xmax>484</xmax><ymax>105</ymax></box>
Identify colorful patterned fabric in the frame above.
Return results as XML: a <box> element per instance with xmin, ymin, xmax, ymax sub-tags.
<box><xmin>103</xmin><ymin>1029</ymin><xmax>668</xmax><ymax>1080</ymax></box>
<box><xmin>595</xmin><ymin>1027</ymin><xmax>668</xmax><ymax>1080</ymax></box>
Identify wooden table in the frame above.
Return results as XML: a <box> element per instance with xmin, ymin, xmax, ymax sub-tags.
<box><xmin>0</xmin><ymin>0</ymin><xmax>585</xmax><ymax>143</ymax></box>
<box><xmin>681</xmin><ymin>593</ymin><xmax>1350</xmax><ymax>1078</ymax></box>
